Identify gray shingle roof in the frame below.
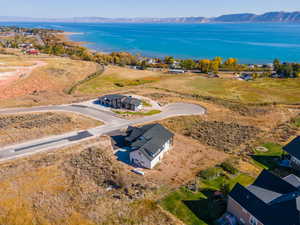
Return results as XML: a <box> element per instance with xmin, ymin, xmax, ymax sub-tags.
<box><xmin>229</xmin><ymin>170</ymin><xmax>300</xmax><ymax>225</ymax></box>
<box><xmin>283</xmin><ymin>136</ymin><xmax>300</xmax><ymax>160</ymax></box>
<box><xmin>99</xmin><ymin>94</ymin><xmax>142</xmax><ymax>106</ymax></box>
<box><xmin>284</xmin><ymin>174</ymin><xmax>300</xmax><ymax>189</ymax></box>
<box><xmin>126</xmin><ymin>124</ymin><xmax>174</xmax><ymax>160</ymax></box>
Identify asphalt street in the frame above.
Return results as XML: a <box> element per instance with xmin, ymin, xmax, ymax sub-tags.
<box><xmin>0</xmin><ymin>102</ymin><xmax>206</xmax><ymax>162</ymax></box>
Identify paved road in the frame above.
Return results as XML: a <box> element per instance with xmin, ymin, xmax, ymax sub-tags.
<box><xmin>0</xmin><ymin>104</ymin><xmax>127</xmax><ymax>125</ymax></box>
<box><xmin>0</xmin><ymin>102</ymin><xmax>205</xmax><ymax>162</ymax></box>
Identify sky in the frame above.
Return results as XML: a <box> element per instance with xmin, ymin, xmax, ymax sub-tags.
<box><xmin>1</xmin><ymin>0</ymin><xmax>300</xmax><ymax>18</ymax></box>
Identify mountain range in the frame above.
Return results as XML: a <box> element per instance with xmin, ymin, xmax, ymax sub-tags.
<box><xmin>0</xmin><ymin>11</ymin><xmax>300</xmax><ymax>23</ymax></box>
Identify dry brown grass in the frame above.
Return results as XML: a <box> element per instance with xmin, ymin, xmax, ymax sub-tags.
<box><xmin>144</xmin><ymin>134</ymin><xmax>229</xmax><ymax>187</ymax></box>
<box><xmin>0</xmin><ymin>54</ymin><xmax>98</xmax><ymax>107</ymax></box>
<box><xmin>0</xmin><ymin>138</ymin><xmax>181</xmax><ymax>225</ymax></box>
<box><xmin>76</xmin><ymin>65</ymin><xmax>172</xmax><ymax>94</ymax></box>
<box><xmin>0</xmin><ymin>112</ymin><xmax>102</xmax><ymax>147</ymax></box>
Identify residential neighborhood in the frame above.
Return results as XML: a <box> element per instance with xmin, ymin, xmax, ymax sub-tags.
<box><xmin>0</xmin><ymin>7</ymin><xmax>299</xmax><ymax>224</ymax></box>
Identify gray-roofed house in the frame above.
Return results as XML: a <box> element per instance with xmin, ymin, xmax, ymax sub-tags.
<box><xmin>227</xmin><ymin>170</ymin><xmax>300</xmax><ymax>225</ymax></box>
<box><xmin>125</xmin><ymin>124</ymin><xmax>174</xmax><ymax>169</ymax></box>
<box><xmin>283</xmin><ymin>136</ymin><xmax>300</xmax><ymax>171</ymax></box>
<box><xmin>99</xmin><ymin>94</ymin><xmax>142</xmax><ymax>111</ymax></box>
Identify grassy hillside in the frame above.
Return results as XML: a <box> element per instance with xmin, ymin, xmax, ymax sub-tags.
<box><xmin>0</xmin><ymin>54</ymin><xmax>99</xmax><ymax>107</ymax></box>
<box><xmin>76</xmin><ymin>65</ymin><xmax>300</xmax><ymax>105</ymax></box>
<box><xmin>76</xmin><ymin>66</ymin><xmax>170</xmax><ymax>94</ymax></box>
<box><xmin>151</xmin><ymin>76</ymin><xmax>300</xmax><ymax>104</ymax></box>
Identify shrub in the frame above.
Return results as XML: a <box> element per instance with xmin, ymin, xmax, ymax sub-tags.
<box><xmin>292</xmin><ymin>116</ymin><xmax>300</xmax><ymax>128</ymax></box>
<box><xmin>199</xmin><ymin>167</ymin><xmax>222</xmax><ymax>180</ymax></box>
<box><xmin>114</xmin><ymin>82</ymin><xmax>124</xmax><ymax>87</ymax></box>
<box><xmin>220</xmin><ymin>160</ymin><xmax>238</xmax><ymax>175</ymax></box>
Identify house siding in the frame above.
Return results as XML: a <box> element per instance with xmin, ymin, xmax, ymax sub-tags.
<box><xmin>130</xmin><ymin>138</ymin><xmax>173</xmax><ymax>169</ymax></box>
<box><xmin>129</xmin><ymin>150</ymin><xmax>151</xmax><ymax>169</ymax></box>
<box><xmin>290</xmin><ymin>156</ymin><xmax>300</xmax><ymax>171</ymax></box>
<box><xmin>150</xmin><ymin>139</ymin><xmax>172</xmax><ymax>169</ymax></box>
<box><xmin>227</xmin><ymin>196</ymin><xmax>264</xmax><ymax>225</ymax></box>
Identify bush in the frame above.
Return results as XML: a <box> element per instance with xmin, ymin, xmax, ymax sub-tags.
<box><xmin>114</xmin><ymin>82</ymin><xmax>124</xmax><ymax>87</ymax></box>
<box><xmin>220</xmin><ymin>160</ymin><xmax>238</xmax><ymax>175</ymax></box>
<box><xmin>292</xmin><ymin>116</ymin><xmax>300</xmax><ymax>128</ymax></box>
<box><xmin>199</xmin><ymin>167</ymin><xmax>223</xmax><ymax>180</ymax></box>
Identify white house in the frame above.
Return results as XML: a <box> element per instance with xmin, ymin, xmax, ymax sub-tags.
<box><xmin>125</xmin><ymin>124</ymin><xmax>174</xmax><ymax>169</ymax></box>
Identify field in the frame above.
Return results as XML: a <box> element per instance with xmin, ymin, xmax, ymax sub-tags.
<box><xmin>0</xmin><ymin>112</ymin><xmax>102</xmax><ymax>147</ymax></box>
<box><xmin>0</xmin><ymin>138</ymin><xmax>183</xmax><ymax>225</ymax></box>
<box><xmin>0</xmin><ymin>53</ymin><xmax>99</xmax><ymax>107</ymax></box>
<box><xmin>75</xmin><ymin>65</ymin><xmax>300</xmax><ymax>105</ymax></box>
<box><xmin>0</xmin><ymin>60</ymin><xmax>299</xmax><ymax>225</ymax></box>
<box><xmin>76</xmin><ymin>65</ymin><xmax>171</xmax><ymax>94</ymax></box>
<box><xmin>150</xmin><ymin>76</ymin><xmax>300</xmax><ymax>104</ymax></box>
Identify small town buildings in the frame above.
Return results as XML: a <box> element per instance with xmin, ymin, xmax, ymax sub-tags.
<box><xmin>208</xmin><ymin>72</ymin><xmax>220</xmax><ymax>78</ymax></box>
<box><xmin>238</xmin><ymin>73</ymin><xmax>253</xmax><ymax>81</ymax></box>
<box><xmin>283</xmin><ymin>136</ymin><xmax>300</xmax><ymax>170</ymax></box>
<box><xmin>18</xmin><ymin>43</ymin><xmax>33</xmax><ymax>49</ymax></box>
<box><xmin>125</xmin><ymin>124</ymin><xmax>174</xmax><ymax>169</ymax></box>
<box><xmin>26</xmin><ymin>49</ymin><xmax>39</xmax><ymax>55</ymax></box>
<box><xmin>99</xmin><ymin>94</ymin><xmax>142</xmax><ymax>111</ymax></box>
<box><xmin>171</xmin><ymin>60</ymin><xmax>181</xmax><ymax>69</ymax></box>
<box><xmin>168</xmin><ymin>69</ymin><xmax>185</xmax><ymax>74</ymax></box>
<box><xmin>227</xmin><ymin>170</ymin><xmax>300</xmax><ymax>225</ymax></box>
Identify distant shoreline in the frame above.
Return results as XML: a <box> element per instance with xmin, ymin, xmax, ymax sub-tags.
<box><xmin>60</xmin><ymin>32</ymin><xmax>108</xmax><ymax>54</ymax></box>
<box><xmin>1</xmin><ymin>11</ymin><xmax>300</xmax><ymax>23</ymax></box>
<box><xmin>56</xmin><ymin>32</ymin><xmax>89</xmax><ymax>46</ymax></box>
<box><xmin>42</xmin><ymin>24</ymin><xmax>300</xmax><ymax>64</ymax></box>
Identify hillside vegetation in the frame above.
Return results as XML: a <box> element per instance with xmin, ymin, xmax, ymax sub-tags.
<box><xmin>76</xmin><ymin>65</ymin><xmax>300</xmax><ymax>105</ymax></box>
<box><xmin>0</xmin><ymin>54</ymin><xmax>99</xmax><ymax>107</ymax></box>
<box><xmin>0</xmin><ymin>138</ymin><xmax>182</xmax><ymax>225</ymax></box>
<box><xmin>0</xmin><ymin>112</ymin><xmax>102</xmax><ymax>147</ymax></box>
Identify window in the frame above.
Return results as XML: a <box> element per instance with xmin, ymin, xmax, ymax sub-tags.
<box><xmin>249</xmin><ymin>216</ymin><xmax>258</xmax><ymax>225</ymax></box>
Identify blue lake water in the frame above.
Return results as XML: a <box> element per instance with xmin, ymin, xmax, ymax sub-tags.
<box><xmin>1</xmin><ymin>22</ymin><xmax>300</xmax><ymax>64</ymax></box>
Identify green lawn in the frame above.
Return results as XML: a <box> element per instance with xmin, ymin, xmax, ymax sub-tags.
<box><xmin>160</xmin><ymin>188</ymin><xmax>208</xmax><ymax>225</ymax></box>
<box><xmin>141</xmin><ymin>100</ymin><xmax>152</xmax><ymax>107</ymax></box>
<box><xmin>160</xmin><ymin>169</ymin><xmax>254</xmax><ymax>225</ymax></box>
<box><xmin>113</xmin><ymin>110</ymin><xmax>161</xmax><ymax>116</ymax></box>
<box><xmin>202</xmin><ymin>173</ymin><xmax>254</xmax><ymax>190</ymax></box>
<box><xmin>251</xmin><ymin>142</ymin><xmax>283</xmax><ymax>169</ymax></box>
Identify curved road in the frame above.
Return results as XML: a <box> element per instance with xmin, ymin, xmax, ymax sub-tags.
<box><xmin>0</xmin><ymin>102</ymin><xmax>205</xmax><ymax>162</ymax></box>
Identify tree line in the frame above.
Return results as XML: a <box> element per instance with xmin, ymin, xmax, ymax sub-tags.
<box><xmin>273</xmin><ymin>59</ymin><xmax>300</xmax><ymax>78</ymax></box>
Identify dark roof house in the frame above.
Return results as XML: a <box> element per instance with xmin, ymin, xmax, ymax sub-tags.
<box><xmin>99</xmin><ymin>94</ymin><xmax>142</xmax><ymax>111</ymax></box>
<box><xmin>283</xmin><ymin>136</ymin><xmax>300</xmax><ymax>160</ymax></box>
<box><xmin>126</xmin><ymin>124</ymin><xmax>174</xmax><ymax>169</ymax></box>
<box><xmin>228</xmin><ymin>170</ymin><xmax>300</xmax><ymax>225</ymax></box>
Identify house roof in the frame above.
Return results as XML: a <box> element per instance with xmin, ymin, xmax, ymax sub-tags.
<box><xmin>284</xmin><ymin>174</ymin><xmax>300</xmax><ymax>189</ymax></box>
<box><xmin>99</xmin><ymin>95</ymin><xmax>141</xmax><ymax>106</ymax></box>
<box><xmin>283</xmin><ymin>136</ymin><xmax>300</xmax><ymax>160</ymax></box>
<box><xmin>126</xmin><ymin>124</ymin><xmax>174</xmax><ymax>160</ymax></box>
<box><xmin>229</xmin><ymin>170</ymin><xmax>300</xmax><ymax>225</ymax></box>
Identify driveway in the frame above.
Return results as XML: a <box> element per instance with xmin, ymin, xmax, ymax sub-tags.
<box><xmin>0</xmin><ymin>101</ymin><xmax>206</xmax><ymax>162</ymax></box>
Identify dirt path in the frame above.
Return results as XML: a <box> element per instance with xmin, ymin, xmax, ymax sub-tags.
<box><xmin>0</xmin><ymin>61</ymin><xmax>47</xmax><ymax>88</ymax></box>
